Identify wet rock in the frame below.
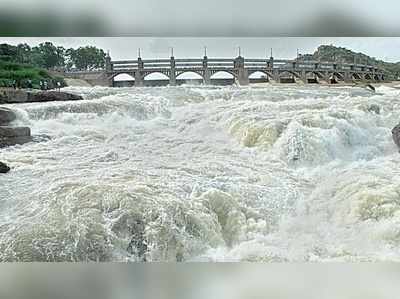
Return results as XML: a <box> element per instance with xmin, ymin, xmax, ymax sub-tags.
<box><xmin>29</xmin><ymin>91</ymin><xmax>83</xmax><ymax>103</ymax></box>
<box><xmin>0</xmin><ymin>90</ymin><xmax>83</xmax><ymax>104</ymax></box>
<box><xmin>0</xmin><ymin>107</ymin><xmax>17</xmax><ymax>124</ymax></box>
<box><xmin>0</xmin><ymin>108</ymin><xmax>16</xmax><ymax>123</ymax></box>
<box><xmin>0</xmin><ymin>126</ymin><xmax>32</xmax><ymax>148</ymax></box>
<box><xmin>367</xmin><ymin>104</ymin><xmax>380</xmax><ymax>115</ymax></box>
<box><xmin>366</xmin><ymin>84</ymin><xmax>376</xmax><ymax>92</ymax></box>
<box><xmin>392</xmin><ymin>124</ymin><xmax>400</xmax><ymax>152</ymax></box>
<box><xmin>0</xmin><ymin>161</ymin><xmax>10</xmax><ymax>173</ymax></box>
<box><xmin>0</xmin><ymin>126</ymin><xmax>30</xmax><ymax>137</ymax></box>
<box><xmin>0</xmin><ymin>136</ymin><xmax>32</xmax><ymax>148</ymax></box>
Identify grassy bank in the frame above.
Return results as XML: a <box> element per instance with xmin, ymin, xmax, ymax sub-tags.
<box><xmin>0</xmin><ymin>61</ymin><xmax>65</xmax><ymax>89</ymax></box>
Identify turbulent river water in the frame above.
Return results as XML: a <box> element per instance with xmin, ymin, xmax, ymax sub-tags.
<box><xmin>1</xmin><ymin>84</ymin><xmax>400</xmax><ymax>262</ymax></box>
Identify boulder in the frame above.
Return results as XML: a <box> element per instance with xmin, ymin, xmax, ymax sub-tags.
<box><xmin>0</xmin><ymin>107</ymin><xmax>17</xmax><ymax>124</ymax></box>
<box><xmin>0</xmin><ymin>136</ymin><xmax>32</xmax><ymax>148</ymax></box>
<box><xmin>29</xmin><ymin>91</ymin><xmax>83</xmax><ymax>103</ymax></box>
<box><xmin>392</xmin><ymin>124</ymin><xmax>400</xmax><ymax>152</ymax></box>
<box><xmin>0</xmin><ymin>90</ymin><xmax>29</xmax><ymax>104</ymax></box>
<box><xmin>0</xmin><ymin>161</ymin><xmax>10</xmax><ymax>173</ymax></box>
<box><xmin>0</xmin><ymin>126</ymin><xmax>32</xmax><ymax>148</ymax></box>
<box><xmin>0</xmin><ymin>126</ymin><xmax>30</xmax><ymax>137</ymax></box>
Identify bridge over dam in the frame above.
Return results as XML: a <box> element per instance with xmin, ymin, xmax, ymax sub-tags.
<box><xmin>64</xmin><ymin>53</ymin><xmax>387</xmax><ymax>87</ymax></box>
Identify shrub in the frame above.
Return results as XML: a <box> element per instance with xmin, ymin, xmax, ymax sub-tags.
<box><xmin>0</xmin><ymin>61</ymin><xmax>62</xmax><ymax>89</ymax></box>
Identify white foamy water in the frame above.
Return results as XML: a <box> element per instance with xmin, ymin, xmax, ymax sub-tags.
<box><xmin>0</xmin><ymin>84</ymin><xmax>399</xmax><ymax>262</ymax></box>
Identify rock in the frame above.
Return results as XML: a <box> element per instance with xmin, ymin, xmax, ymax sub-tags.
<box><xmin>0</xmin><ymin>126</ymin><xmax>32</xmax><ymax>148</ymax></box>
<box><xmin>367</xmin><ymin>104</ymin><xmax>380</xmax><ymax>115</ymax></box>
<box><xmin>0</xmin><ymin>90</ymin><xmax>83</xmax><ymax>104</ymax></box>
<box><xmin>0</xmin><ymin>90</ymin><xmax>29</xmax><ymax>104</ymax></box>
<box><xmin>0</xmin><ymin>107</ymin><xmax>16</xmax><ymax>124</ymax></box>
<box><xmin>29</xmin><ymin>91</ymin><xmax>83</xmax><ymax>103</ymax></box>
<box><xmin>0</xmin><ymin>136</ymin><xmax>32</xmax><ymax>148</ymax></box>
<box><xmin>366</xmin><ymin>84</ymin><xmax>376</xmax><ymax>92</ymax></box>
<box><xmin>392</xmin><ymin>124</ymin><xmax>400</xmax><ymax>151</ymax></box>
<box><xmin>0</xmin><ymin>161</ymin><xmax>10</xmax><ymax>173</ymax></box>
<box><xmin>0</xmin><ymin>126</ymin><xmax>30</xmax><ymax>137</ymax></box>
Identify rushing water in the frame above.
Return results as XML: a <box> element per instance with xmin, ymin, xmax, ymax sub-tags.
<box><xmin>0</xmin><ymin>84</ymin><xmax>399</xmax><ymax>262</ymax></box>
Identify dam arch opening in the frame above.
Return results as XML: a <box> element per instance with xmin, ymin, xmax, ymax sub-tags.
<box><xmin>112</xmin><ymin>73</ymin><xmax>135</xmax><ymax>87</ymax></box>
<box><xmin>249</xmin><ymin>71</ymin><xmax>269</xmax><ymax>84</ymax></box>
<box><xmin>210</xmin><ymin>71</ymin><xmax>235</xmax><ymax>85</ymax></box>
<box><xmin>144</xmin><ymin>72</ymin><xmax>170</xmax><ymax>86</ymax></box>
<box><xmin>176</xmin><ymin>71</ymin><xmax>204</xmax><ymax>85</ymax></box>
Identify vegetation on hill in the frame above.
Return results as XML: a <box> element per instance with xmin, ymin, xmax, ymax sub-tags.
<box><xmin>0</xmin><ymin>42</ymin><xmax>106</xmax><ymax>71</ymax></box>
<box><xmin>0</xmin><ymin>60</ymin><xmax>64</xmax><ymax>88</ymax></box>
<box><xmin>0</xmin><ymin>41</ymin><xmax>106</xmax><ymax>88</ymax></box>
<box><xmin>299</xmin><ymin>45</ymin><xmax>400</xmax><ymax>78</ymax></box>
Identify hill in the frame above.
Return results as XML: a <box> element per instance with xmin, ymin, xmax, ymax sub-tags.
<box><xmin>299</xmin><ymin>45</ymin><xmax>399</xmax><ymax>79</ymax></box>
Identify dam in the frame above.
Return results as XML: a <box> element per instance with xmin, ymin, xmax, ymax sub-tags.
<box><xmin>63</xmin><ymin>51</ymin><xmax>387</xmax><ymax>87</ymax></box>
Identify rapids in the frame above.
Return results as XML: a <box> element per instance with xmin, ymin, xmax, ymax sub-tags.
<box><xmin>0</xmin><ymin>84</ymin><xmax>399</xmax><ymax>261</ymax></box>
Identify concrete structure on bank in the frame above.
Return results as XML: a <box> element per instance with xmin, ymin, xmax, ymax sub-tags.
<box><xmin>64</xmin><ymin>52</ymin><xmax>388</xmax><ymax>87</ymax></box>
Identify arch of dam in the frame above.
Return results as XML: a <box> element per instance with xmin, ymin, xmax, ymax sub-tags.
<box><xmin>64</xmin><ymin>54</ymin><xmax>388</xmax><ymax>87</ymax></box>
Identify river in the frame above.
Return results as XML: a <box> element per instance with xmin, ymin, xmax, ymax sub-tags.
<box><xmin>0</xmin><ymin>84</ymin><xmax>399</xmax><ymax>261</ymax></box>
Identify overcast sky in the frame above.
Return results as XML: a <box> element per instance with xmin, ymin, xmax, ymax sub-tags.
<box><xmin>1</xmin><ymin>0</ymin><xmax>399</xmax><ymax>36</ymax></box>
<box><xmin>2</xmin><ymin>37</ymin><xmax>400</xmax><ymax>62</ymax></box>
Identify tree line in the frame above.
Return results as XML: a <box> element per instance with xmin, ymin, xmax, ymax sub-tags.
<box><xmin>0</xmin><ymin>42</ymin><xmax>106</xmax><ymax>71</ymax></box>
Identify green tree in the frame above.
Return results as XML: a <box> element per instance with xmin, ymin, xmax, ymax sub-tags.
<box><xmin>16</xmin><ymin>43</ymin><xmax>32</xmax><ymax>64</ymax></box>
<box><xmin>30</xmin><ymin>47</ymin><xmax>45</xmax><ymax>68</ymax></box>
<box><xmin>67</xmin><ymin>46</ymin><xmax>105</xmax><ymax>70</ymax></box>
<box><xmin>0</xmin><ymin>43</ymin><xmax>17</xmax><ymax>62</ymax></box>
<box><xmin>65</xmin><ymin>48</ymin><xmax>75</xmax><ymax>70</ymax></box>
<box><xmin>31</xmin><ymin>42</ymin><xmax>65</xmax><ymax>69</ymax></box>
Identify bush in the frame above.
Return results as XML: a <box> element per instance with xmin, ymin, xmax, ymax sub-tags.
<box><xmin>0</xmin><ymin>61</ymin><xmax>63</xmax><ymax>89</ymax></box>
<box><xmin>0</xmin><ymin>78</ymin><xmax>12</xmax><ymax>87</ymax></box>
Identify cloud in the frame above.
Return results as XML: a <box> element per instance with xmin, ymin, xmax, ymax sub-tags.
<box><xmin>0</xmin><ymin>0</ymin><xmax>399</xmax><ymax>36</ymax></box>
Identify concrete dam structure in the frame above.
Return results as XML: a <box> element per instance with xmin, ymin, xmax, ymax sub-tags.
<box><xmin>64</xmin><ymin>52</ymin><xmax>388</xmax><ymax>87</ymax></box>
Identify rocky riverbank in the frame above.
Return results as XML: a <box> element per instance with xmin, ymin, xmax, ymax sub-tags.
<box><xmin>0</xmin><ymin>90</ymin><xmax>83</xmax><ymax>173</ymax></box>
<box><xmin>0</xmin><ymin>126</ymin><xmax>32</xmax><ymax>148</ymax></box>
<box><xmin>0</xmin><ymin>107</ymin><xmax>32</xmax><ymax>148</ymax></box>
<box><xmin>0</xmin><ymin>107</ymin><xmax>32</xmax><ymax>173</ymax></box>
<box><xmin>0</xmin><ymin>89</ymin><xmax>83</xmax><ymax>104</ymax></box>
